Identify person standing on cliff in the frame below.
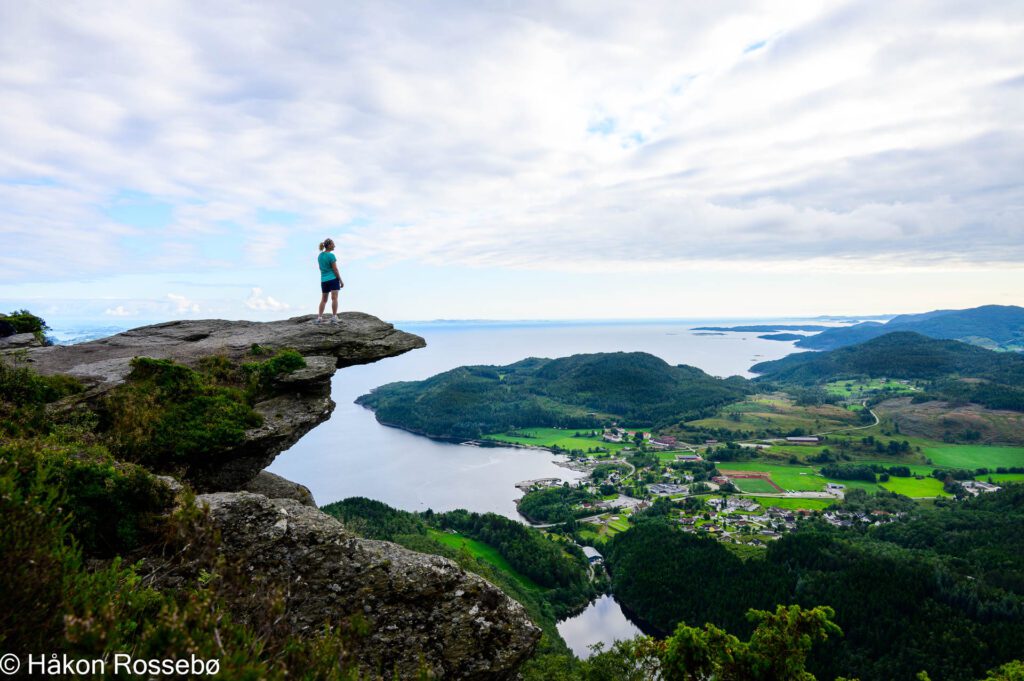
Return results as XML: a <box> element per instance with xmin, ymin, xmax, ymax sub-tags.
<box><xmin>317</xmin><ymin>238</ymin><xmax>344</xmax><ymax>324</ymax></box>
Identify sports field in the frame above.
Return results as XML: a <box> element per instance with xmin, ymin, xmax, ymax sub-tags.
<box><xmin>731</xmin><ymin>477</ymin><xmax>779</xmax><ymax>494</ymax></box>
<box><xmin>747</xmin><ymin>496</ymin><xmax>833</xmax><ymax>511</ymax></box>
<box><xmin>717</xmin><ymin>462</ymin><xmax>824</xmax><ymax>492</ymax></box>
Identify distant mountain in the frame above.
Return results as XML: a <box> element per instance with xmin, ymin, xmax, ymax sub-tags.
<box><xmin>795</xmin><ymin>305</ymin><xmax>1024</xmax><ymax>351</ymax></box>
<box><xmin>357</xmin><ymin>351</ymin><xmax>750</xmax><ymax>439</ymax></box>
<box><xmin>752</xmin><ymin>332</ymin><xmax>1024</xmax><ymax>411</ymax></box>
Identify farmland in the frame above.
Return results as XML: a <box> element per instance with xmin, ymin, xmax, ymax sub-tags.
<box><xmin>484</xmin><ymin>427</ymin><xmax>634</xmax><ymax>454</ymax></box>
<box><xmin>880</xmin><ymin>477</ymin><xmax>952</xmax><ymax>498</ymax></box>
<box><xmin>921</xmin><ymin>444</ymin><xmax>1024</xmax><ymax>469</ymax></box>
<box><xmin>682</xmin><ymin>392</ymin><xmax>859</xmax><ymax>436</ymax></box>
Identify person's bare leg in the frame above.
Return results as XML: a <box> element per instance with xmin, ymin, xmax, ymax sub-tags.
<box><xmin>331</xmin><ymin>290</ymin><xmax>339</xmax><ymax>318</ymax></box>
<box><xmin>318</xmin><ymin>292</ymin><xmax>329</xmax><ymax>318</ymax></box>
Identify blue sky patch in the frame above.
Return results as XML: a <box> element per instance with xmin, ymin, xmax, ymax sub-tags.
<box><xmin>104</xmin><ymin>191</ymin><xmax>173</xmax><ymax>229</ymax></box>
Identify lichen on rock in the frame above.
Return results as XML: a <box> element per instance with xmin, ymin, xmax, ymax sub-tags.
<box><xmin>195</xmin><ymin>491</ymin><xmax>541</xmax><ymax>679</ymax></box>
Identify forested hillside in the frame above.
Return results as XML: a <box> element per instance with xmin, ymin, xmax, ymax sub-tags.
<box><xmin>796</xmin><ymin>305</ymin><xmax>1024</xmax><ymax>351</ymax></box>
<box><xmin>603</xmin><ymin>487</ymin><xmax>1024</xmax><ymax>681</ymax></box>
<box><xmin>357</xmin><ymin>351</ymin><xmax>750</xmax><ymax>439</ymax></box>
<box><xmin>752</xmin><ymin>332</ymin><xmax>1024</xmax><ymax>411</ymax></box>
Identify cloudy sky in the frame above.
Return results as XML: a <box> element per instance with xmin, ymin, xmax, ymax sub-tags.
<box><xmin>2</xmin><ymin>1</ymin><xmax>1023</xmax><ymax>323</ymax></box>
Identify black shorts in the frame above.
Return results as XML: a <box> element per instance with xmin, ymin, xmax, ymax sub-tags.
<box><xmin>321</xmin><ymin>278</ymin><xmax>341</xmax><ymax>293</ymax></box>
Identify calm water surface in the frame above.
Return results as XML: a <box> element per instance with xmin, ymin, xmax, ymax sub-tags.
<box><xmin>267</xmin><ymin>320</ymin><xmax>807</xmax><ymax>514</ymax></box>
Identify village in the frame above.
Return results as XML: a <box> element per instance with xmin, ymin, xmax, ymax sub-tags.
<box><xmin>512</xmin><ymin>424</ymin><xmax>1014</xmax><ymax>546</ymax></box>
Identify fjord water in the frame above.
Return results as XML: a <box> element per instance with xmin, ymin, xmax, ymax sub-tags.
<box><xmin>267</xmin><ymin>320</ymin><xmax>805</xmax><ymax>515</ymax></box>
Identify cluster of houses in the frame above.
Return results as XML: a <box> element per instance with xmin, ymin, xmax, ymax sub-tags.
<box><xmin>823</xmin><ymin>509</ymin><xmax>903</xmax><ymax>528</ymax></box>
<box><xmin>601</xmin><ymin>427</ymin><xmax>651</xmax><ymax>444</ymax></box>
<box><xmin>677</xmin><ymin>502</ymin><xmax>811</xmax><ymax>544</ymax></box>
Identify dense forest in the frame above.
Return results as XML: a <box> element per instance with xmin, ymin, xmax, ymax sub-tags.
<box><xmin>517</xmin><ymin>486</ymin><xmax>601</xmax><ymax>524</ymax></box>
<box><xmin>794</xmin><ymin>304</ymin><xmax>1024</xmax><ymax>351</ymax></box>
<box><xmin>603</xmin><ymin>486</ymin><xmax>1024</xmax><ymax>681</ymax></box>
<box><xmin>751</xmin><ymin>332</ymin><xmax>1024</xmax><ymax>411</ymax></box>
<box><xmin>356</xmin><ymin>351</ymin><xmax>750</xmax><ymax>439</ymax></box>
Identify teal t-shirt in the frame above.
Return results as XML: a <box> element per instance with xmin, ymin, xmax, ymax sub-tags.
<box><xmin>318</xmin><ymin>251</ymin><xmax>337</xmax><ymax>282</ymax></box>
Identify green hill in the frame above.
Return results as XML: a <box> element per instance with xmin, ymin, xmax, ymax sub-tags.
<box><xmin>796</xmin><ymin>304</ymin><xmax>1024</xmax><ymax>351</ymax></box>
<box><xmin>752</xmin><ymin>332</ymin><xmax>1024</xmax><ymax>411</ymax></box>
<box><xmin>356</xmin><ymin>351</ymin><xmax>751</xmax><ymax>439</ymax></box>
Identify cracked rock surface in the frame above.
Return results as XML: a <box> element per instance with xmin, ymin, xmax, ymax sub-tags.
<box><xmin>196</xmin><ymin>492</ymin><xmax>541</xmax><ymax>680</ymax></box>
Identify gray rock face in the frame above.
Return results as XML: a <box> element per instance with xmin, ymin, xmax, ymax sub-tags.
<box><xmin>196</xmin><ymin>492</ymin><xmax>540</xmax><ymax>680</ymax></box>
<box><xmin>20</xmin><ymin>313</ymin><xmax>425</xmax><ymax>490</ymax></box>
<box><xmin>241</xmin><ymin>470</ymin><xmax>317</xmax><ymax>507</ymax></box>
<box><xmin>23</xmin><ymin>312</ymin><xmax>424</xmax><ymax>386</ymax></box>
<box><xmin>0</xmin><ymin>332</ymin><xmax>44</xmax><ymax>351</ymax></box>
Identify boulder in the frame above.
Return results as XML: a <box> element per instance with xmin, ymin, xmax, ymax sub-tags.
<box><xmin>0</xmin><ymin>332</ymin><xmax>44</xmax><ymax>351</ymax></box>
<box><xmin>241</xmin><ymin>470</ymin><xmax>316</xmax><ymax>507</ymax></box>
<box><xmin>196</xmin><ymin>492</ymin><xmax>540</xmax><ymax>680</ymax></box>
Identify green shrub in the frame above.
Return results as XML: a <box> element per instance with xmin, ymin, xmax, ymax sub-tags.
<box><xmin>0</xmin><ymin>442</ymin><xmax>363</xmax><ymax>678</ymax></box>
<box><xmin>0</xmin><ymin>358</ymin><xmax>83</xmax><ymax>437</ymax></box>
<box><xmin>0</xmin><ymin>358</ymin><xmax>82</xmax><ymax>406</ymax></box>
<box><xmin>0</xmin><ymin>309</ymin><xmax>48</xmax><ymax>334</ymax></box>
<box><xmin>103</xmin><ymin>357</ymin><xmax>263</xmax><ymax>470</ymax></box>
<box><xmin>242</xmin><ymin>348</ymin><xmax>307</xmax><ymax>393</ymax></box>
<box><xmin>1</xmin><ymin>438</ymin><xmax>174</xmax><ymax>556</ymax></box>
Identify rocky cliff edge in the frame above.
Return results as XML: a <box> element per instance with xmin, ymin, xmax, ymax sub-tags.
<box><xmin>19</xmin><ymin>313</ymin><xmax>541</xmax><ymax>677</ymax></box>
<box><xmin>22</xmin><ymin>312</ymin><xmax>425</xmax><ymax>490</ymax></box>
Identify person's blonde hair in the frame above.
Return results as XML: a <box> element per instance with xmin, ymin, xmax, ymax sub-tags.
<box><xmin>319</xmin><ymin>238</ymin><xmax>335</xmax><ymax>252</ymax></box>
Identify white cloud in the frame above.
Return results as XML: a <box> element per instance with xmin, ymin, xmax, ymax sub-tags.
<box><xmin>104</xmin><ymin>305</ymin><xmax>134</xmax><ymax>317</ymax></box>
<box><xmin>1</xmin><ymin>1</ymin><xmax>1023</xmax><ymax>286</ymax></box>
<box><xmin>244</xmin><ymin>287</ymin><xmax>289</xmax><ymax>311</ymax></box>
<box><xmin>167</xmin><ymin>293</ymin><xmax>200</xmax><ymax>314</ymax></box>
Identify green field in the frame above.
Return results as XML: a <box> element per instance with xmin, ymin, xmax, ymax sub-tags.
<box><xmin>484</xmin><ymin>427</ymin><xmax>632</xmax><ymax>454</ymax></box>
<box><xmin>746</xmin><ymin>496</ymin><xmax>833</xmax><ymax>510</ymax></box>
<box><xmin>922</xmin><ymin>445</ymin><xmax>1024</xmax><ymax>469</ymax></box>
<box><xmin>880</xmin><ymin>477</ymin><xmax>951</xmax><ymax>498</ymax></box>
<box><xmin>607</xmin><ymin>514</ymin><xmax>631</xmax><ymax>533</ymax></box>
<box><xmin>427</xmin><ymin>530</ymin><xmax>540</xmax><ymax>591</ymax></box>
<box><xmin>983</xmin><ymin>473</ymin><xmax>1024</xmax><ymax>483</ymax></box>
<box><xmin>718</xmin><ymin>462</ymin><xmax>824</xmax><ymax>492</ymax></box>
<box><xmin>824</xmin><ymin>378</ymin><xmax>917</xmax><ymax>398</ymax></box>
<box><xmin>732</xmin><ymin>477</ymin><xmax>779</xmax><ymax>494</ymax></box>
